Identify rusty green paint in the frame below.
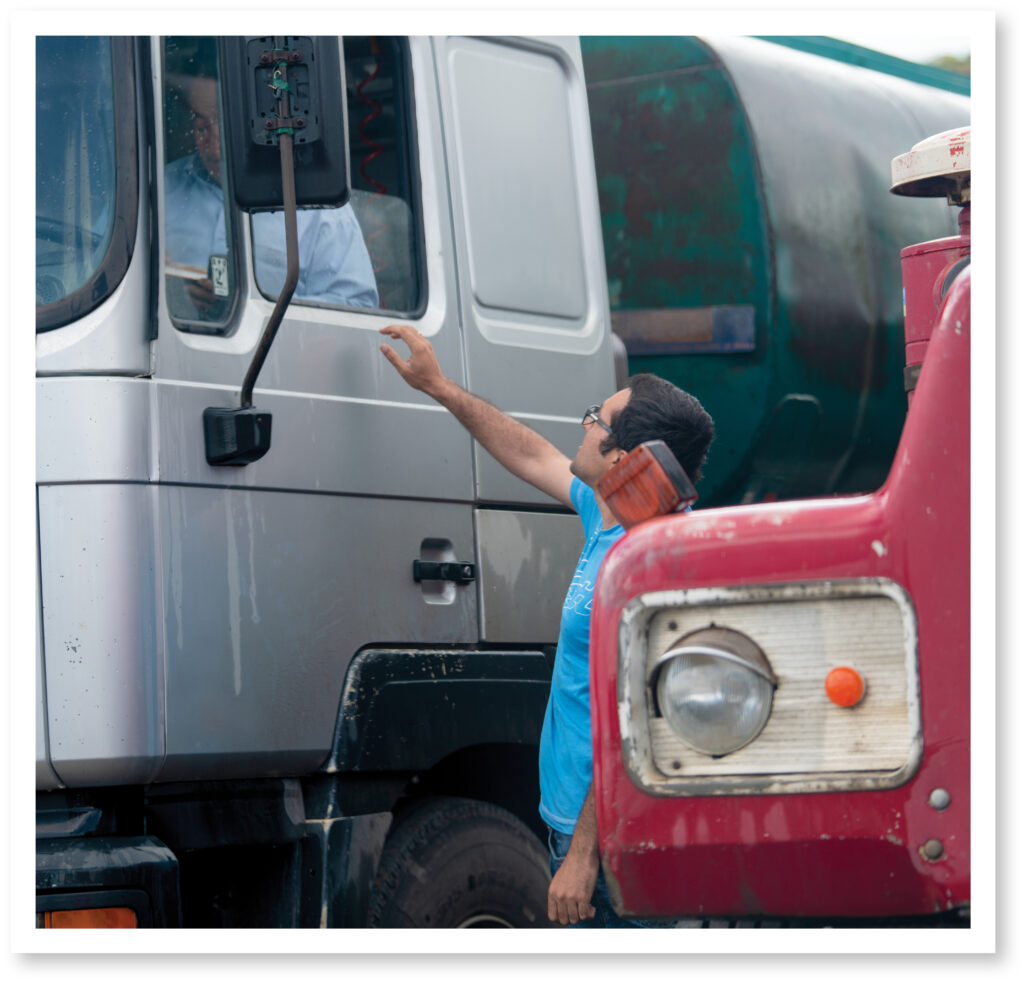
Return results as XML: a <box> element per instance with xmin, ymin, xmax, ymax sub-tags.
<box><xmin>581</xmin><ymin>36</ymin><xmax>969</xmax><ymax>507</ymax></box>
<box><xmin>583</xmin><ymin>37</ymin><xmax>773</xmax><ymax>505</ymax></box>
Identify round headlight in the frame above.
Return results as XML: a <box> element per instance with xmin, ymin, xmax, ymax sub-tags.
<box><xmin>652</xmin><ymin>627</ymin><xmax>776</xmax><ymax>757</ymax></box>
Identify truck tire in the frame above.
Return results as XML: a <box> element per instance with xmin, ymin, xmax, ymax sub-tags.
<box><xmin>366</xmin><ymin>796</ymin><xmax>552</xmax><ymax>928</ymax></box>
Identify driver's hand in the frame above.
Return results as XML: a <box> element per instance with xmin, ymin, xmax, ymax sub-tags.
<box><xmin>185</xmin><ymin>277</ymin><xmax>217</xmax><ymax>314</ymax></box>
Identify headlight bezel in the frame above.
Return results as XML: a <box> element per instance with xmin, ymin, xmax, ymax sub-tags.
<box><xmin>616</xmin><ymin>578</ymin><xmax>922</xmax><ymax>797</ymax></box>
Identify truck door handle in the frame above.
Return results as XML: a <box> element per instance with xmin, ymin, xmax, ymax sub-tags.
<box><xmin>412</xmin><ymin>560</ymin><xmax>476</xmax><ymax>584</ymax></box>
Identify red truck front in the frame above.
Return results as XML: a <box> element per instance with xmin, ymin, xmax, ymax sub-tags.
<box><xmin>590</xmin><ymin>129</ymin><xmax>970</xmax><ymax>926</ymax></box>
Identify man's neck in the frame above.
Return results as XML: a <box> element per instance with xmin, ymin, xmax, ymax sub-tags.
<box><xmin>595</xmin><ymin>491</ymin><xmax>621</xmax><ymax>530</ymax></box>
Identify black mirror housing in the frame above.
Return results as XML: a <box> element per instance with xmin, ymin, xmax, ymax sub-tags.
<box><xmin>218</xmin><ymin>36</ymin><xmax>349</xmax><ymax>210</ymax></box>
<box><xmin>203</xmin><ymin>407</ymin><xmax>273</xmax><ymax>465</ymax></box>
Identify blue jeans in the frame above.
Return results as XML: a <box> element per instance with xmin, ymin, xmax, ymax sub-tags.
<box><xmin>547</xmin><ymin>827</ymin><xmax>663</xmax><ymax>929</ymax></box>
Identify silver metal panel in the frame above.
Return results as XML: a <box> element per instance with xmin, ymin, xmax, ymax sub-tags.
<box><xmin>156</xmin><ymin>484</ymin><xmax>477</xmax><ymax>781</ymax></box>
<box><xmin>36</xmin><ymin>377</ymin><xmax>154</xmax><ymax>484</ymax></box>
<box><xmin>474</xmin><ymin>509</ymin><xmax>584</xmax><ymax>642</ymax></box>
<box><xmin>473</xmin><ymin>413</ymin><xmax>594</xmax><ymax>510</ymax></box>
<box><xmin>619</xmin><ymin>579</ymin><xmax>922</xmax><ymax>796</ymax></box>
<box><xmin>435</xmin><ymin>36</ymin><xmax>616</xmax><ymax>504</ymax></box>
<box><xmin>153</xmin><ymin>377</ymin><xmax>474</xmax><ymax>501</ymax></box>
<box><xmin>38</xmin><ymin>484</ymin><xmax>165</xmax><ymax>787</ymax></box>
<box><xmin>150</xmin><ymin>315</ymin><xmax>474</xmax><ymax>499</ymax></box>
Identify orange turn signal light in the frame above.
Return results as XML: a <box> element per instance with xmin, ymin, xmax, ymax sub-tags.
<box><xmin>42</xmin><ymin>907</ymin><xmax>138</xmax><ymax>929</ymax></box>
<box><xmin>597</xmin><ymin>440</ymin><xmax>697</xmax><ymax>529</ymax></box>
<box><xmin>825</xmin><ymin>666</ymin><xmax>865</xmax><ymax>707</ymax></box>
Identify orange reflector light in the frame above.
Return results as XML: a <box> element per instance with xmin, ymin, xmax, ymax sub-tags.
<box><xmin>597</xmin><ymin>440</ymin><xmax>697</xmax><ymax>529</ymax></box>
<box><xmin>43</xmin><ymin>907</ymin><xmax>138</xmax><ymax>929</ymax></box>
<box><xmin>825</xmin><ymin>666</ymin><xmax>865</xmax><ymax>707</ymax></box>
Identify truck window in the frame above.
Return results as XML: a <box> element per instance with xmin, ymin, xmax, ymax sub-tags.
<box><xmin>250</xmin><ymin>36</ymin><xmax>423</xmax><ymax>314</ymax></box>
<box><xmin>36</xmin><ymin>36</ymin><xmax>138</xmax><ymax>332</ymax></box>
<box><xmin>446</xmin><ymin>38</ymin><xmax>588</xmax><ymax>324</ymax></box>
<box><xmin>162</xmin><ymin>37</ymin><xmax>241</xmax><ymax>332</ymax></box>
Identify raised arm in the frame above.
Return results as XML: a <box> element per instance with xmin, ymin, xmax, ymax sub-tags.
<box><xmin>380</xmin><ymin>324</ymin><xmax>574</xmax><ymax>508</ymax></box>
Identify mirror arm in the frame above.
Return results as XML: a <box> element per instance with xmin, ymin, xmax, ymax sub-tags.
<box><xmin>240</xmin><ymin>126</ymin><xmax>299</xmax><ymax>410</ymax></box>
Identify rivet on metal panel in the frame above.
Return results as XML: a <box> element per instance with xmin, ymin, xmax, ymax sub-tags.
<box><xmin>928</xmin><ymin>788</ymin><xmax>951</xmax><ymax>811</ymax></box>
<box><xmin>920</xmin><ymin>838</ymin><xmax>945</xmax><ymax>861</ymax></box>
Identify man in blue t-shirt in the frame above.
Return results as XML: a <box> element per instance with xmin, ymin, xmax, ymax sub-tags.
<box><xmin>379</xmin><ymin>323</ymin><xmax>714</xmax><ymax>927</ymax></box>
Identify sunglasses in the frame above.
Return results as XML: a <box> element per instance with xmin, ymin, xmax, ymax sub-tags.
<box><xmin>582</xmin><ymin>404</ymin><xmax>615</xmax><ymax>437</ymax></box>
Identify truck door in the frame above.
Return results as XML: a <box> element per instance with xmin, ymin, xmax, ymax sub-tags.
<box><xmin>149</xmin><ymin>36</ymin><xmax>477</xmax><ymax>782</ymax></box>
<box><xmin>433</xmin><ymin>36</ymin><xmax>617</xmax><ymax>641</ymax></box>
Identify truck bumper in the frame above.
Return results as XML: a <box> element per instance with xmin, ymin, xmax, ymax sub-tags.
<box><xmin>36</xmin><ymin>835</ymin><xmax>181</xmax><ymax>928</ymax></box>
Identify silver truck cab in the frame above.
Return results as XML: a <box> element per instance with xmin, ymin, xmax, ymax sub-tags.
<box><xmin>36</xmin><ymin>35</ymin><xmax>615</xmax><ymax>928</ymax></box>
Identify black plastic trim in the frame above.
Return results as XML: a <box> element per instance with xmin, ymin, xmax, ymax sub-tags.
<box><xmin>162</xmin><ymin>36</ymin><xmax>245</xmax><ymax>337</ymax></box>
<box><xmin>145</xmin><ymin>778</ymin><xmax>305</xmax><ymax>852</ymax></box>
<box><xmin>329</xmin><ymin>648</ymin><xmax>553</xmax><ymax>772</ymax></box>
<box><xmin>36</xmin><ymin>834</ymin><xmax>181</xmax><ymax>927</ymax></box>
<box><xmin>138</xmin><ymin>37</ymin><xmax>160</xmax><ymax>341</ymax></box>
<box><xmin>389</xmin><ymin>36</ymin><xmax>428</xmax><ymax>319</ymax></box>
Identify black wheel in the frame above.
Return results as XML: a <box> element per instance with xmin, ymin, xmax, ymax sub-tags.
<box><xmin>366</xmin><ymin>796</ymin><xmax>553</xmax><ymax>928</ymax></box>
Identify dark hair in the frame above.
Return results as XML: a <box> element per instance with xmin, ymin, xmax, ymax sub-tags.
<box><xmin>602</xmin><ymin>374</ymin><xmax>715</xmax><ymax>482</ymax></box>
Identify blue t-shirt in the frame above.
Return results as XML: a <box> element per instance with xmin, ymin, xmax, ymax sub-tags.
<box><xmin>538</xmin><ymin>478</ymin><xmax>625</xmax><ymax>834</ymax></box>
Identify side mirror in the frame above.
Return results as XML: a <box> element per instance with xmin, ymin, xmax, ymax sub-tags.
<box><xmin>205</xmin><ymin>36</ymin><xmax>350</xmax><ymax>467</ymax></box>
<box><xmin>218</xmin><ymin>35</ymin><xmax>349</xmax><ymax>210</ymax></box>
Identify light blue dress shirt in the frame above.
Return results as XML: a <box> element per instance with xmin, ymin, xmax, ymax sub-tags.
<box><xmin>164</xmin><ymin>154</ymin><xmax>379</xmax><ymax>308</ymax></box>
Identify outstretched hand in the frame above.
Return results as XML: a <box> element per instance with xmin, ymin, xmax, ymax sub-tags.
<box><xmin>379</xmin><ymin>324</ymin><xmax>446</xmax><ymax>397</ymax></box>
<box><xmin>380</xmin><ymin>323</ymin><xmax>574</xmax><ymax>509</ymax></box>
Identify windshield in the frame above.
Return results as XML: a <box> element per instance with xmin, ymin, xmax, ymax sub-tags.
<box><xmin>36</xmin><ymin>36</ymin><xmax>136</xmax><ymax>331</ymax></box>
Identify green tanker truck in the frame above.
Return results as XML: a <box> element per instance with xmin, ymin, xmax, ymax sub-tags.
<box><xmin>581</xmin><ymin>36</ymin><xmax>969</xmax><ymax>506</ymax></box>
